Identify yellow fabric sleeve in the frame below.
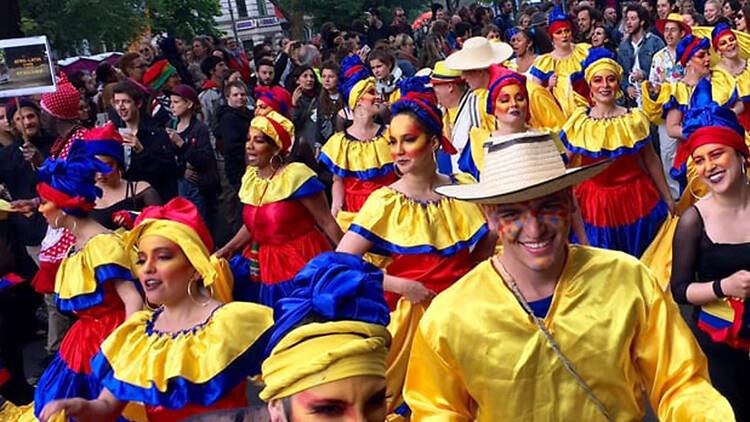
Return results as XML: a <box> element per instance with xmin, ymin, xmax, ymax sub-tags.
<box><xmin>238</xmin><ymin>162</ymin><xmax>318</xmax><ymax>206</ymax></box>
<box><xmin>55</xmin><ymin>233</ymin><xmax>134</xmax><ymax>302</ymax></box>
<box><xmin>527</xmin><ymin>81</ymin><xmax>568</xmax><ymax>133</ymax></box>
<box><xmin>561</xmin><ymin>107</ymin><xmax>652</xmax><ymax>154</ymax></box>
<box><xmin>319</xmin><ymin>131</ymin><xmax>394</xmax><ymax>177</ymax></box>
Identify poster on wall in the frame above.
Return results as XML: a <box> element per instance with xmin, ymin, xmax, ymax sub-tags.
<box><xmin>0</xmin><ymin>36</ymin><xmax>56</xmax><ymax>98</ymax></box>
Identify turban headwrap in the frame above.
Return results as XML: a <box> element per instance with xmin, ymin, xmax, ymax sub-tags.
<box><xmin>548</xmin><ymin>6</ymin><xmax>573</xmax><ymax>36</ymax></box>
<box><xmin>260</xmin><ymin>252</ymin><xmax>391</xmax><ymax>401</ymax></box>
<box><xmin>676</xmin><ymin>35</ymin><xmax>710</xmax><ymax>67</ymax></box>
<box><xmin>391</xmin><ymin>76</ymin><xmax>457</xmax><ymax>154</ymax></box>
<box><xmin>250</xmin><ymin>110</ymin><xmax>295</xmax><ymax>154</ymax></box>
<box><xmin>339</xmin><ymin>56</ymin><xmax>376</xmax><ymax>111</ymax></box>
<box><xmin>254</xmin><ymin>86</ymin><xmax>293</xmax><ymax>118</ymax></box>
<box><xmin>82</xmin><ymin>122</ymin><xmax>125</xmax><ymax>169</ymax></box>
<box><xmin>711</xmin><ymin>23</ymin><xmax>735</xmax><ymax>51</ymax></box>
<box><xmin>36</xmin><ymin>138</ymin><xmax>112</xmax><ymax>217</ymax></box>
<box><xmin>123</xmin><ymin>197</ymin><xmax>233</xmax><ymax>303</ymax></box>
<box><xmin>486</xmin><ymin>64</ymin><xmax>529</xmax><ymax>121</ymax></box>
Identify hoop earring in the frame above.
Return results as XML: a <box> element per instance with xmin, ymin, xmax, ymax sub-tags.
<box><xmin>188</xmin><ymin>277</ymin><xmax>212</xmax><ymax>307</ymax></box>
<box><xmin>271</xmin><ymin>154</ymin><xmax>283</xmax><ymax>170</ymax></box>
<box><xmin>688</xmin><ymin>174</ymin><xmax>712</xmax><ymax>200</ymax></box>
<box><xmin>53</xmin><ymin>214</ymin><xmax>61</xmax><ymax>228</ymax></box>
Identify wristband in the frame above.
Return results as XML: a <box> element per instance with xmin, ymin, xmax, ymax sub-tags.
<box><xmin>712</xmin><ymin>279</ymin><xmax>726</xmax><ymax>298</ymax></box>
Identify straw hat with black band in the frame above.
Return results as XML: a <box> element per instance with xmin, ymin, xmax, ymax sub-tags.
<box><xmin>436</xmin><ymin>131</ymin><xmax>610</xmax><ymax>203</ymax></box>
<box><xmin>444</xmin><ymin>37</ymin><xmax>513</xmax><ymax>71</ymax></box>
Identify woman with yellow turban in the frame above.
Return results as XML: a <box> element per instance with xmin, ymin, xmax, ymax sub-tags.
<box><xmin>39</xmin><ymin>197</ymin><xmax>274</xmax><ymax>421</ymax></box>
<box><xmin>260</xmin><ymin>252</ymin><xmax>391</xmax><ymax>422</ymax></box>
<box><xmin>319</xmin><ymin>56</ymin><xmax>398</xmax><ymax>231</ymax></box>
<box><xmin>217</xmin><ymin>111</ymin><xmax>342</xmax><ymax>307</ymax></box>
<box><xmin>561</xmin><ymin>48</ymin><xmax>674</xmax><ymax>257</ymax></box>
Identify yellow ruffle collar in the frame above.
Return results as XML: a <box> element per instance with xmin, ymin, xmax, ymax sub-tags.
<box><xmin>54</xmin><ymin>233</ymin><xmax>136</xmax><ymax>312</ymax></box>
<box><xmin>532</xmin><ymin>43</ymin><xmax>590</xmax><ymax>75</ymax></box>
<box><xmin>92</xmin><ymin>302</ymin><xmax>273</xmax><ymax>406</ymax></box>
<box><xmin>561</xmin><ymin>107</ymin><xmax>651</xmax><ymax>158</ymax></box>
<box><xmin>712</xmin><ymin>65</ymin><xmax>750</xmax><ymax>98</ymax></box>
<box><xmin>239</xmin><ymin>162</ymin><xmax>321</xmax><ymax>206</ymax></box>
<box><xmin>349</xmin><ymin>181</ymin><xmax>488</xmax><ymax>256</ymax></box>
<box><xmin>319</xmin><ymin>129</ymin><xmax>395</xmax><ymax>180</ymax></box>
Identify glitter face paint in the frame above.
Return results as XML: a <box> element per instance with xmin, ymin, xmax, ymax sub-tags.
<box><xmin>289</xmin><ymin>376</ymin><xmax>387</xmax><ymax>422</ymax></box>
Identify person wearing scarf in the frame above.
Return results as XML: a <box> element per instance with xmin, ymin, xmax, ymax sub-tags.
<box><xmin>39</xmin><ymin>197</ymin><xmax>274</xmax><ymax>421</ymax></box>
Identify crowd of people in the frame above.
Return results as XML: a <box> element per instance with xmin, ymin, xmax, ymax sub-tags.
<box><xmin>0</xmin><ymin>0</ymin><xmax>750</xmax><ymax>420</ymax></box>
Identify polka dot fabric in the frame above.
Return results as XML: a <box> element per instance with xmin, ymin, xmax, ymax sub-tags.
<box><xmin>41</xmin><ymin>74</ymin><xmax>80</xmax><ymax>121</ymax></box>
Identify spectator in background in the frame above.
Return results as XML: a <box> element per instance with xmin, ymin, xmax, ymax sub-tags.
<box><xmin>189</xmin><ymin>36</ymin><xmax>211</xmax><ymax>88</ymax></box>
<box><xmin>704</xmin><ymin>0</ymin><xmax>725</xmax><ymax>25</ymax></box>
<box><xmin>117</xmin><ymin>52</ymin><xmax>147</xmax><ymax>82</ymax></box>
<box><xmin>199</xmin><ymin>56</ymin><xmax>229</xmax><ymax>132</ymax></box>
<box><xmin>166</xmin><ymin>84</ymin><xmax>219</xmax><ymax>234</ymax></box>
<box><xmin>215</xmin><ymin>80</ymin><xmax>251</xmax><ymax>193</ymax></box>
<box><xmin>224</xmin><ymin>36</ymin><xmax>252</xmax><ymax>83</ymax></box>
<box><xmin>158</xmin><ymin>36</ymin><xmax>194</xmax><ymax>88</ymax></box>
<box><xmin>297</xmin><ymin>44</ymin><xmax>322</xmax><ymax>69</ymax></box>
<box><xmin>495</xmin><ymin>0</ymin><xmax>515</xmax><ymax>37</ymax></box>
<box><xmin>472</xmin><ymin>6</ymin><xmax>492</xmax><ymax>36</ymax></box>
<box><xmin>576</xmin><ymin>6</ymin><xmax>602</xmax><ymax>43</ymax></box>
<box><xmin>0</xmin><ymin>102</ymin><xmax>12</xmax><ymax>147</ymax></box>
<box><xmin>421</xmin><ymin>32</ymin><xmax>447</xmax><ymax>69</ymax></box>
<box><xmin>737</xmin><ymin>5</ymin><xmax>750</xmax><ymax>32</ymax></box>
<box><xmin>143</xmin><ymin>59</ymin><xmax>181</xmax><ymax>128</ymax></box>
<box><xmin>618</xmin><ymin>4</ymin><xmax>665</xmax><ymax>107</ymax></box>
<box><xmin>590</xmin><ymin>22</ymin><xmax>619</xmax><ymax>52</ymax></box>
<box><xmin>366</xmin><ymin>8</ymin><xmax>393</xmax><ymax>46</ymax></box>
<box><xmin>68</xmin><ymin>70</ymin><xmax>97</xmax><ymax>125</ymax></box>
<box><xmin>138</xmin><ymin>40</ymin><xmax>157</xmax><ymax>66</ymax></box>
<box><xmin>455</xmin><ymin>22</ymin><xmax>473</xmax><ymax>48</ymax></box>
<box><xmin>482</xmin><ymin>24</ymin><xmax>502</xmax><ymax>41</ymax></box>
<box><xmin>507</xmin><ymin>28</ymin><xmax>543</xmax><ymax>73</ymax></box>
<box><xmin>724</xmin><ymin>0</ymin><xmax>742</xmax><ymax>22</ymax></box>
<box><xmin>253</xmin><ymin>58</ymin><xmax>277</xmax><ymax>93</ymax></box>
<box><xmin>432</xmin><ymin>3</ymin><xmax>446</xmax><ymax>22</ymax></box>
<box><xmin>274</xmin><ymin>39</ymin><xmax>301</xmax><ymax>87</ymax></box>
<box><xmin>394</xmin><ymin>34</ymin><xmax>418</xmax><ymax>77</ymax></box>
<box><xmin>113</xmin><ymin>81</ymin><xmax>179</xmax><ymax>200</ymax></box>
<box><xmin>317</xmin><ymin>61</ymin><xmax>346</xmax><ymax>147</ymax></box>
<box><xmin>657</xmin><ymin>0</ymin><xmax>679</xmax><ymax>20</ymax></box>
<box><xmin>517</xmin><ymin>10</ymin><xmax>533</xmax><ymax>29</ymax></box>
<box><xmin>391</xmin><ymin>7</ymin><xmax>413</xmax><ymax>36</ymax></box>
<box><xmin>368</xmin><ymin>48</ymin><xmax>404</xmax><ymax>104</ymax></box>
<box><xmin>286</xmin><ymin>65</ymin><xmax>322</xmax><ymax>152</ymax></box>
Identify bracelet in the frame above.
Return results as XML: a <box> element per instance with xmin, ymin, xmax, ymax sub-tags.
<box><xmin>712</xmin><ymin>279</ymin><xmax>726</xmax><ymax>299</ymax></box>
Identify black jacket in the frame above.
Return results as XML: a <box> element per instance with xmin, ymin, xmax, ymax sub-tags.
<box><xmin>215</xmin><ymin>105</ymin><xmax>251</xmax><ymax>188</ymax></box>
<box><xmin>175</xmin><ymin>116</ymin><xmax>220</xmax><ymax>192</ymax></box>
<box><xmin>124</xmin><ymin>120</ymin><xmax>179</xmax><ymax>201</ymax></box>
<box><xmin>0</xmin><ymin>133</ymin><xmax>55</xmax><ymax>246</ymax></box>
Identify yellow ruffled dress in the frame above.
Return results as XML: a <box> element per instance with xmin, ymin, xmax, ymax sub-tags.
<box><xmin>90</xmin><ymin>302</ymin><xmax>273</xmax><ymax>421</ymax></box>
<box><xmin>529</xmin><ymin>43</ymin><xmax>591</xmax><ymax>118</ymax></box>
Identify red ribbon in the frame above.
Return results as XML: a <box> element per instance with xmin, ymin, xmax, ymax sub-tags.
<box><xmin>136</xmin><ymin>197</ymin><xmax>214</xmax><ymax>251</ymax></box>
<box><xmin>264</xmin><ymin>116</ymin><xmax>293</xmax><ymax>153</ymax></box>
<box><xmin>36</xmin><ymin>183</ymin><xmax>96</xmax><ymax>213</ymax></box>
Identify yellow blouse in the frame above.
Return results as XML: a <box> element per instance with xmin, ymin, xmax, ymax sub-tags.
<box><xmin>238</xmin><ymin>162</ymin><xmax>322</xmax><ymax>206</ymax></box>
<box><xmin>319</xmin><ymin>129</ymin><xmax>394</xmax><ymax>180</ymax></box>
<box><xmin>54</xmin><ymin>233</ymin><xmax>135</xmax><ymax>312</ymax></box>
<box><xmin>349</xmin><ymin>176</ymin><xmax>487</xmax><ymax>255</ymax></box>
<box><xmin>712</xmin><ymin>65</ymin><xmax>750</xmax><ymax>105</ymax></box>
<box><xmin>642</xmin><ymin>80</ymin><xmax>736</xmax><ymax>125</ymax></box>
<box><xmin>404</xmin><ymin>246</ymin><xmax>733</xmax><ymax>421</ymax></box>
<box><xmin>561</xmin><ymin>107</ymin><xmax>652</xmax><ymax>157</ymax></box>
<box><xmin>92</xmin><ymin>302</ymin><xmax>273</xmax><ymax>406</ymax></box>
<box><xmin>530</xmin><ymin>43</ymin><xmax>591</xmax><ymax>117</ymax></box>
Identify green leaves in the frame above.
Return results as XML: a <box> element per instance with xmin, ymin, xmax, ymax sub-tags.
<box><xmin>148</xmin><ymin>0</ymin><xmax>222</xmax><ymax>41</ymax></box>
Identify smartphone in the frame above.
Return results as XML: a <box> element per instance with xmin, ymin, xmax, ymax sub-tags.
<box><xmin>96</xmin><ymin>112</ymin><xmax>108</xmax><ymax>127</ymax></box>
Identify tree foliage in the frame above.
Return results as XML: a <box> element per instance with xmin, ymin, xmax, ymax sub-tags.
<box><xmin>147</xmin><ymin>0</ymin><xmax>222</xmax><ymax>41</ymax></box>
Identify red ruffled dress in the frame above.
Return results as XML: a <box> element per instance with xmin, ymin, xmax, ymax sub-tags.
<box><xmin>561</xmin><ymin>108</ymin><xmax>668</xmax><ymax>257</ymax></box>
<box><xmin>33</xmin><ymin>233</ymin><xmax>135</xmax><ymax>420</ymax></box>
<box><xmin>230</xmin><ymin>163</ymin><xmax>331</xmax><ymax>306</ymax></box>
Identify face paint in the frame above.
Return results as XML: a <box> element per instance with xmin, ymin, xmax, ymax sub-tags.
<box><xmin>717</xmin><ymin>33</ymin><xmax>738</xmax><ymax>56</ymax></box>
<box><xmin>552</xmin><ymin>27</ymin><xmax>572</xmax><ymax>45</ymax></box>
<box><xmin>289</xmin><ymin>375</ymin><xmax>387</xmax><ymax>422</ymax></box>
<box><xmin>358</xmin><ymin>86</ymin><xmax>378</xmax><ymax>107</ymax></box>
<box><xmin>135</xmin><ymin>235</ymin><xmax>195</xmax><ymax>306</ymax></box>
<box><xmin>388</xmin><ymin>113</ymin><xmax>431</xmax><ymax>160</ymax></box>
<box><xmin>494</xmin><ymin>84</ymin><xmax>528</xmax><ymax>123</ymax></box>
<box><xmin>255</xmin><ymin>99</ymin><xmax>271</xmax><ymax>116</ymax></box>
<box><xmin>692</xmin><ymin>143</ymin><xmax>744</xmax><ymax>191</ymax></box>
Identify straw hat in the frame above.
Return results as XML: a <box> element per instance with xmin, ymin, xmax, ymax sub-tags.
<box><xmin>436</xmin><ymin>131</ymin><xmax>610</xmax><ymax>204</ymax></box>
<box><xmin>655</xmin><ymin>13</ymin><xmax>692</xmax><ymax>36</ymax></box>
<box><xmin>444</xmin><ymin>37</ymin><xmax>513</xmax><ymax>71</ymax></box>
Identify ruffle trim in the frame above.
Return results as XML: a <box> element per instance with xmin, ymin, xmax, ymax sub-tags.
<box><xmin>560</xmin><ymin>108</ymin><xmax>652</xmax><ymax>158</ymax></box>
<box><xmin>239</xmin><ymin>163</ymin><xmax>324</xmax><ymax>206</ymax></box>
<box><xmin>34</xmin><ymin>353</ymin><xmax>101</xmax><ymax>417</ymax></box>
<box><xmin>319</xmin><ymin>131</ymin><xmax>395</xmax><ymax>180</ymax></box>
<box><xmin>529</xmin><ymin>44</ymin><xmax>590</xmax><ymax>82</ymax></box>
<box><xmin>349</xmin><ymin>186</ymin><xmax>488</xmax><ymax>256</ymax></box>
<box><xmin>583</xmin><ymin>200</ymin><xmax>668</xmax><ymax>257</ymax></box>
<box><xmin>55</xmin><ymin>263</ymin><xmax>134</xmax><ymax>312</ymax></box>
<box><xmin>93</xmin><ymin>302</ymin><xmax>273</xmax><ymax>408</ymax></box>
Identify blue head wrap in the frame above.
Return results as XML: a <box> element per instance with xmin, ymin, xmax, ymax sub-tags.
<box><xmin>676</xmin><ymin>34</ymin><xmax>710</xmax><ymax>66</ymax></box>
<box><xmin>264</xmin><ymin>252</ymin><xmax>391</xmax><ymax>357</ymax></box>
<box><xmin>391</xmin><ymin>76</ymin><xmax>457</xmax><ymax>153</ymax></box>
<box><xmin>338</xmin><ymin>55</ymin><xmax>374</xmax><ymax>109</ymax></box>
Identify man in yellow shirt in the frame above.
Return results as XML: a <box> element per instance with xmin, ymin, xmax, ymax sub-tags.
<box><xmin>406</xmin><ymin>131</ymin><xmax>734</xmax><ymax>421</ymax></box>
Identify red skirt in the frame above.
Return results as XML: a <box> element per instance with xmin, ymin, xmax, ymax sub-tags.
<box><xmin>257</xmin><ymin>229</ymin><xmax>332</xmax><ymax>284</ymax></box>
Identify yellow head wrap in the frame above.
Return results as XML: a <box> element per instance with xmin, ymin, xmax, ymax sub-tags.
<box><xmin>259</xmin><ymin>320</ymin><xmax>390</xmax><ymax>401</ymax></box>
<box><xmin>250</xmin><ymin>110</ymin><xmax>295</xmax><ymax>154</ymax></box>
<box><xmin>584</xmin><ymin>58</ymin><xmax>624</xmax><ymax>85</ymax></box>
<box><xmin>124</xmin><ymin>219</ymin><xmax>233</xmax><ymax>304</ymax></box>
<box><xmin>348</xmin><ymin>77</ymin><xmax>376</xmax><ymax>111</ymax></box>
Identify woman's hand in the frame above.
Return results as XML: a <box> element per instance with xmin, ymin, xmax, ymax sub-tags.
<box><xmin>331</xmin><ymin>202</ymin><xmax>342</xmax><ymax>218</ymax></box>
<box><xmin>215</xmin><ymin>244</ymin><xmax>236</xmax><ymax>260</ymax></box>
<box><xmin>121</xmin><ymin>131</ymin><xmax>144</xmax><ymax>153</ymax></box>
<box><xmin>40</xmin><ymin>398</ymin><xmax>85</xmax><ymax>421</ymax></box>
<box><xmin>548</xmin><ymin>74</ymin><xmax>558</xmax><ymax>90</ymax></box>
<box><xmin>392</xmin><ymin>278</ymin><xmax>436</xmax><ymax>304</ymax></box>
<box><xmin>720</xmin><ymin>270</ymin><xmax>750</xmax><ymax>299</ymax></box>
<box><xmin>165</xmin><ymin>128</ymin><xmax>184</xmax><ymax>147</ymax></box>
<box><xmin>292</xmin><ymin>86</ymin><xmax>303</xmax><ymax>107</ymax></box>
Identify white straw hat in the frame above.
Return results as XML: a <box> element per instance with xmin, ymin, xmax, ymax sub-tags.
<box><xmin>444</xmin><ymin>37</ymin><xmax>513</xmax><ymax>71</ymax></box>
<box><xmin>436</xmin><ymin>131</ymin><xmax>610</xmax><ymax>204</ymax></box>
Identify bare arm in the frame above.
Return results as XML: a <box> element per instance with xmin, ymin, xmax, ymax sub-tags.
<box><xmin>300</xmin><ymin>192</ymin><xmax>344</xmax><ymax>245</ymax></box>
<box><xmin>331</xmin><ymin>175</ymin><xmax>345</xmax><ymax>217</ymax></box>
<box><xmin>40</xmin><ymin>388</ymin><xmax>126</xmax><ymax>422</ymax></box>
<box><xmin>665</xmin><ymin>109</ymin><xmax>685</xmax><ymax>141</ymax></box>
<box><xmin>114</xmin><ymin>279</ymin><xmax>143</xmax><ymax>317</ymax></box>
<box><xmin>216</xmin><ymin>225</ymin><xmax>252</xmax><ymax>259</ymax></box>
<box><xmin>641</xmin><ymin>143</ymin><xmax>676</xmax><ymax>214</ymax></box>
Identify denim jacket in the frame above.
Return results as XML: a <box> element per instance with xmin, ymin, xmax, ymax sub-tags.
<box><xmin>617</xmin><ymin>32</ymin><xmax>665</xmax><ymax>91</ymax></box>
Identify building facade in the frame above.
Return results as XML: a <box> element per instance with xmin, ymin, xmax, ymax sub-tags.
<box><xmin>216</xmin><ymin>0</ymin><xmax>285</xmax><ymax>49</ymax></box>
